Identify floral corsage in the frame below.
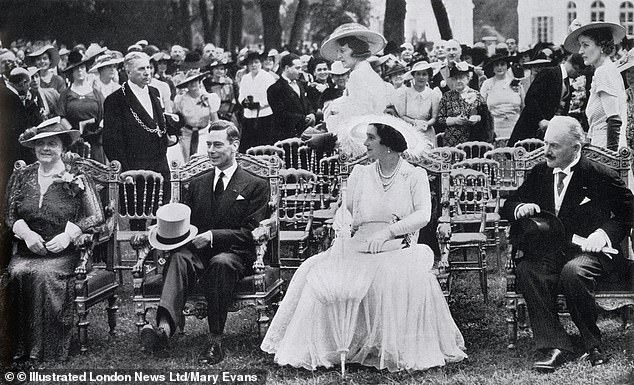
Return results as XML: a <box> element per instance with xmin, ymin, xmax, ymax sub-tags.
<box><xmin>18</xmin><ymin>127</ymin><xmax>39</xmax><ymax>143</ymax></box>
<box><xmin>197</xmin><ymin>94</ymin><xmax>210</xmax><ymax>108</ymax></box>
<box><xmin>54</xmin><ymin>172</ymin><xmax>85</xmax><ymax>197</ymax></box>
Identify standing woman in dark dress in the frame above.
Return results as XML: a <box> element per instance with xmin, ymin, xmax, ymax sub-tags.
<box><xmin>25</xmin><ymin>45</ymin><xmax>67</xmax><ymax>94</ymax></box>
<box><xmin>2</xmin><ymin>118</ymin><xmax>104</xmax><ymax>362</ymax></box>
<box><xmin>56</xmin><ymin>51</ymin><xmax>106</xmax><ymax>163</ymax></box>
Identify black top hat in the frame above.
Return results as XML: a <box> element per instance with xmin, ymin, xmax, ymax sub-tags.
<box><xmin>509</xmin><ymin>210</ymin><xmax>566</xmax><ymax>259</ymax></box>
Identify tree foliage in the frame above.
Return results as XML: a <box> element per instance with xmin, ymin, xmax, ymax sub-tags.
<box><xmin>473</xmin><ymin>0</ymin><xmax>518</xmax><ymax>41</ymax></box>
<box><xmin>307</xmin><ymin>0</ymin><xmax>371</xmax><ymax>45</ymax></box>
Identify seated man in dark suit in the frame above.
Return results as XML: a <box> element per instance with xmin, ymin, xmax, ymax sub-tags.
<box><xmin>141</xmin><ymin>120</ymin><xmax>270</xmax><ymax>365</ymax></box>
<box><xmin>501</xmin><ymin>116</ymin><xmax>634</xmax><ymax>372</ymax></box>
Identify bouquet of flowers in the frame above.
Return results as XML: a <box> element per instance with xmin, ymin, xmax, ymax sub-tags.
<box><xmin>54</xmin><ymin>171</ymin><xmax>85</xmax><ymax>197</ymax></box>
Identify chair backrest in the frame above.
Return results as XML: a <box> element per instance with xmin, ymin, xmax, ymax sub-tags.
<box><xmin>274</xmin><ymin>137</ymin><xmax>304</xmax><ymax>169</ymax></box>
<box><xmin>75</xmin><ymin>141</ymin><xmax>92</xmax><ymax>159</ymax></box>
<box><xmin>429</xmin><ymin>147</ymin><xmax>467</xmax><ymax>164</ymax></box>
<box><xmin>484</xmin><ymin>147</ymin><xmax>527</xmax><ymax>192</ymax></box>
<box><xmin>453</xmin><ymin>158</ymin><xmax>499</xmax><ymax>189</ymax></box>
<box><xmin>514</xmin><ymin>138</ymin><xmax>545</xmax><ymax>152</ymax></box>
<box><xmin>449</xmin><ymin>168</ymin><xmax>489</xmax><ymax>231</ymax></box>
<box><xmin>494</xmin><ymin>136</ymin><xmax>510</xmax><ymax>148</ymax></box>
<box><xmin>246</xmin><ymin>145</ymin><xmax>284</xmax><ymax>161</ymax></box>
<box><xmin>119</xmin><ymin>170</ymin><xmax>164</xmax><ymax>221</ymax></box>
<box><xmin>170</xmin><ymin>153</ymin><xmax>282</xmax><ymax>266</ymax></box>
<box><xmin>279</xmin><ymin>168</ymin><xmax>318</xmax><ymax>227</ymax></box>
<box><xmin>318</xmin><ymin>154</ymin><xmax>341</xmax><ymax>208</ymax></box>
<box><xmin>456</xmin><ymin>141</ymin><xmax>495</xmax><ymax>158</ymax></box>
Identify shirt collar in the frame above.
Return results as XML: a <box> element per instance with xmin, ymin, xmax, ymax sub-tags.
<box><xmin>128</xmin><ymin>80</ymin><xmax>149</xmax><ymax>94</ymax></box>
<box><xmin>552</xmin><ymin>151</ymin><xmax>581</xmax><ymax>175</ymax></box>
<box><xmin>282</xmin><ymin>74</ymin><xmax>296</xmax><ymax>84</ymax></box>
<box><xmin>215</xmin><ymin>161</ymin><xmax>238</xmax><ymax>182</ymax></box>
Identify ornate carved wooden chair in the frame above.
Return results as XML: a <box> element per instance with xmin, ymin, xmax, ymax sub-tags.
<box><xmin>339</xmin><ymin>151</ymin><xmax>453</xmax><ymax>298</ymax></box>
<box><xmin>435</xmin><ymin>132</ymin><xmax>445</xmax><ymax>147</ymax></box>
<box><xmin>274</xmin><ymin>137</ymin><xmax>304</xmax><ymax>169</ymax></box>
<box><xmin>278</xmin><ymin>168</ymin><xmax>318</xmax><ymax>270</ymax></box>
<box><xmin>246</xmin><ymin>145</ymin><xmax>284</xmax><ymax>163</ymax></box>
<box><xmin>443</xmin><ymin>168</ymin><xmax>491</xmax><ymax>302</ymax></box>
<box><xmin>456</xmin><ymin>141</ymin><xmax>494</xmax><ymax>158</ymax></box>
<box><xmin>115</xmin><ymin>170</ymin><xmax>164</xmax><ymax>268</ymax></box>
<box><xmin>494</xmin><ymin>136</ymin><xmax>510</xmax><ymax>148</ymax></box>
<box><xmin>514</xmin><ymin>138</ymin><xmax>545</xmax><ymax>153</ymax></box>
<box><xmin>505</xmin><ymin>145</ymin><xmax>634</xmax><ymax>348</ymax></box>
<box><xmin>14</xmin><ymin>154</ymin><xmax>122</xmax><ymax>352</ymax></box>
<box><xmin>312</xmin><ymin>154</ymin><xmax>341</xmax><ymax>252</ymax></box>
<box><xmin>131</xmin><ymin>153</ymin><xmax>283</xmax><ymax>337</ymax></box>
<box><xmin>430</xmin><ymin>147</ymin><xmax>466</xmax><ymax>165</ymax></box>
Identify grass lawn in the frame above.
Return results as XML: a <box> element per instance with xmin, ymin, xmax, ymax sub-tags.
<box><xmin>5</xmin><ymin>247</ymin><xmax>634</xmax><ymax>385</ymax></box>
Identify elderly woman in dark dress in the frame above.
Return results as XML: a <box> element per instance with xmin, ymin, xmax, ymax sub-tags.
<box><xmin>56</xmin><ymin>51</ymin><xmax>106</xmax><ymax>163</ymax></box>
<box><xmin>3</xmin><ymin>118</ymin><xmax>103</xmax><ymax>362</ymax></box>
<box><xmin>436</xmin><ymin>62</ymin><xmax>493</xmax><ymax>146</ymax></box>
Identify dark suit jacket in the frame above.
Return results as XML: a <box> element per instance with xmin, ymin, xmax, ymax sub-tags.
<box><xmin>501</xmin><ymin>154</ymin><xmax>634</xmax><ymax>272</ymax></box>
<box><xmin>102</xmin><ymin>82</ymin><xmax>174</xmax><ymax>174</ymax></box>
<box><xmin>508</xmin><ymin>66</ymin><xmax>570</xmax><ymax>146</ymax></box>
<box><xmin>0</xmin><ymin>86</ymin><xmax>42</xmax><ymax>164</ymax></box>
<box><xmin>430</xmin><ymin>65</ymin><xmax>480</xmax><ymax>93</ymax></box>
<box><xmin>267</xmin><ymin>77</ymin><xmax>314</xmax><ymax>141</ymax></box>
<box><xmin>182</xmin><ymin>166</ymin><xmax>270</xmax><ymax>267</ymax></box>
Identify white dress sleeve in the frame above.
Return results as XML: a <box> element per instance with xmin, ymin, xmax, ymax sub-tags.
<box><xmin>388</xmin><ymin>167</ymin><xmax>431</xmax><ymax>236</ymax></box>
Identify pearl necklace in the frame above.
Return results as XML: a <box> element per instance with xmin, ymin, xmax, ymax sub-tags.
<box><xmin>38</xmin><ymin>168</ymin><xmax>60</xmax><ymax>178</ymax></box>
<box><xmin>376</xmin><ymin>158</ymin><xmax>402</xmax><ymax>191</ymax></box>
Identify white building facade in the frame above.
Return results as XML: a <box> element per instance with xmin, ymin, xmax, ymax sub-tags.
<box><xmin>369</xmin><ymin>0</ymin><xmax>474</xmax><ymax>44</ymax></box>
<box><xmin>517</xmin><ymin>0</ymin><xmax>634</xmax><ymax>49</ymax></box>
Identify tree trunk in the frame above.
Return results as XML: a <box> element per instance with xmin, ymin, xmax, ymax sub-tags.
<box><xmin>199</xmin><ymin>0</ymin><xmax>211</xmax><ymax>44</ymax></box>
<box><xmin>259</xmin><ymin>0</ymin><xmax>282</xmax><ymax>50</ymax></box>
<box><xmin>383</xmin><ymin>0</ymin><xmax>406</xmax><ymax>45</ymax></box>
<box><xmin>218</xmin><ymin>0</ymin><xmax>231</xmax><ymax>49</ymax></box>
<box><xmin>431</xmin><ymin>0</ymin><xmax>452</xmax><ymax>40</ymax></box>
<box><xmin>288</xmin><ymin>0</ymin><xmax>309</xmax><ymax>52</ymax></box>
<box><xmin>179</xmin><ymin>0</ymin><xmax>192</xmax><ymax>45</ymax></box>
<box><xmin>230</xmin><ymin>0</ymin><xmax>243</xmax><ymax>52</ymax></box>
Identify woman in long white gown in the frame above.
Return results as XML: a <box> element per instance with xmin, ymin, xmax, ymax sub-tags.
<box><xmin>261</xmin><ymin>117</ymin><xmax>467</xmax><ymax>373</ymax></box>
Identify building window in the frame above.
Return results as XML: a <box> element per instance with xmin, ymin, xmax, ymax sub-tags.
<box><xmin>591</xmin><ymin>1</ymin><xmax>605</xmax><ymax>22</ymax></box>
<box><xmin>532</xmin><ymin>16</ymin><xmax>553</xmax><ymax>43</ymax></box>
<box><xmin>568</xmin><ymin>2</ymin><xmax>577</xmax><ymax>26</ymax></box>
<box><xmin>621</xmin><ymin>1</ymin><xmax>634</xmax><ymax>36</ymax></box>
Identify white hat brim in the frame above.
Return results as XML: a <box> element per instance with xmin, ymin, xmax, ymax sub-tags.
<box><xmin>148</xmin><ymin>224</ymin><xmax>198</xmax><ymax>251</ymax></box>
<box><xmin>347</xmin><ymin>113</ymin><xmax>421</xmax><ymax>151</ymax></box>
<box><xmin>563</xmin><ymin>22</ymin><xmax>626</xmax><ymax>53</ymax></box>
<box><xmin>618</xmin><ymin>61</ymin><xmax>634</xmax><ymax>72</ymax></box>
<box><xmin>320</xmin><ymin>28</ymin><xmax>386</xmax><ymax>61</ymax></box>
<box><xmin>21</xmin><ymin>130</ymin><xmax>81</xmax><ymax>148</ymax></box>
<box><xmin>90</xmin><ymin>58</ymin><xmax>124</xmax><ymax>72</ymax></box>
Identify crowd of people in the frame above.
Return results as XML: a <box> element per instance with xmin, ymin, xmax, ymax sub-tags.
<box><xmin>1</xmin><ymin>18</ymin><xmax>633</xmax><ymax>376</ymax></box>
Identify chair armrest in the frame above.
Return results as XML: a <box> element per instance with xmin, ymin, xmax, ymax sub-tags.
<box><xmin>252</xmin><ymin>218</ymin><xmax>276</xmax><ymax>274</ymax></box>
<box><xmin>130</xmin><ymin>234</ymin><xmax>151</xmax><ymax>278</ymax></box>
<box><xmin>74</xmin><ymin>233</ymin><xmax>96</xmax><ymax>280</ymax></box>
<box><xmin>436</xmin><ymin>220</ymin><xmax>452</xmax><ymax>271</ymax></box>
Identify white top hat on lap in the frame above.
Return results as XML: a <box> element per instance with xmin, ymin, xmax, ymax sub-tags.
<box><xmin>148</xmin><ymin>203</ymin><xmax>198</xmax><ymax>251</ymax></box>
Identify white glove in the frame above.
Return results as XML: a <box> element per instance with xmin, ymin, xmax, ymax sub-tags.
<box><xmin>515</xmin><ymin>203</ymin><xmax>541</xmax><ymax>219</ymax></box>
<box><xmin>367</xmin><ymin>228</ymin><xmax>394</xmax><ymax>254</ymax></box>
<box><xmin>191</xmin><ymin>230</ymin><xmax>213</xmax><ymax>249</ymax></box>
<box><xmin>13</xmin><ymin>219</ymin><xmax>47</xmax><ymax>255</ymax></box>
<box><xmin>580</xmin><ymin>231</ymin><xmax>608</xmax><ymax>254</ymax></box>
<box><xmin>45</xmin><ymin>233</ymin><xmax>71</xmax><ymax>253</ymax></box>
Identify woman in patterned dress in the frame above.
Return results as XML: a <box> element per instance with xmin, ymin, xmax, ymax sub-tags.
<box><xmin>3</xmin><ymin>118</ymin><xmax>104</xmax><ymax>362</ymax></box>
<box><xmin>436</xmin><ymin>62</ymin><xmax>493</xmax><ymax>147</ymax></box>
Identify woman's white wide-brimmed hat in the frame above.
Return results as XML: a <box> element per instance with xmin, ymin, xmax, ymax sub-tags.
<box><xmin>328</xmin><ymin>61</ymin><xmax>351</xmax><ymax>75</ymax></box>
<box><xmin>618</xmin><ymin>48</ymin><xmax>634</xmax><ymax>72</ymax></box>
<box><xmin>403</xmin><ymin>60</ymin><xmax>434</xmax><ymax>80</ymax></box>
<box><xmin>348</xmin><ymin>114</ymin><xmax>421</xmax><ymax>151</ymax></box>
<box><xmin>563</xmin><ymin>19</ymin><xmax>626</xmax><ymax>53</ymax></box>
<box><xmin>19</xmin><ymin>117</ymin><xmax>81</xmax><ymax>148</ymax></box>
<box><xmin>148</xmin><ymin>203</ymin><xmax>198</xmax><ymax>251</ymax></box>
<box><xmin>320</xmin><ymin>23</ymin><xmax>386</xmax><ymax>61</ymax></box>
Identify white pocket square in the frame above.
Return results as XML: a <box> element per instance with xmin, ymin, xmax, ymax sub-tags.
<box><xmin>580</xmin><ymin>196</ymin><xmax>591</xmax><ymax>205</ymax></box>
<box><xmin>236</xmin><ymin>195</ymin><xmax>246</xmax><ymax>201</ymax></box>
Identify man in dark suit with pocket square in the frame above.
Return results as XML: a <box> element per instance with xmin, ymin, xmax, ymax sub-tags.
<box><xmin>140</xmin><ymin>120</ymin><xmax>270</xmax><ymax>365</ymax></box>
<box><xmin>267</xmin><ymin>53</ymin><xmax>315</xmax><ymax>142</ymax></box>
<box><xmin>501</xmin><ymin>116</ymin><xmax>634</xmax><ymax>371</ymax></box>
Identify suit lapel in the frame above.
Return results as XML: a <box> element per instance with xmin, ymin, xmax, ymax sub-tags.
<box><xmin>124</xmin><ymin>82</ymin><xmax>158</xmax><ymax>128</ymax></box>
<box><xmin>542</xmin><ymin>168</ymin><xmax>556</xmax><ymax>214</ymax></box>
<box><xmin>214</xmin><ymin>166</ymin><xmax>248</xmax><ymax>218</ymax></box>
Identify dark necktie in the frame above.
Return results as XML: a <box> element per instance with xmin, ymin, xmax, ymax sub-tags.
<box><xmin>556</xmin><ymin>171</ymin><xmax>566</xmax><ymax>196</ymax></box>
<box><xmin>214</xmin><ymin>172</ymin><xmax>225</xmax><ymax>200</ymax></box>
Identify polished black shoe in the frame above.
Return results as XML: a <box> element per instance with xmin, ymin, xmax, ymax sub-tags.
<box><xmin>532</xmin><ymin>348</ymin><xmax>567</xmax><ymax>372</ymax></box>
<box><xmin>586</xmin><ymin>347</ymin><xmax>608</xmax><ymax>366</ymax></box>
<box><xmin>199</xmin><ymin>340</ymin><xmax>225</xmax><ymax>365</ymax></box>
<box><xmin>140</xmin><ymin>324</ymin><xmax>168</xmax><ymax>353</ymax></box>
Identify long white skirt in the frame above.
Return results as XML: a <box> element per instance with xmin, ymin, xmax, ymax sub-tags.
<box><xmin>261</xmin><ymin>238</ymin><xmax>467</xmax><ymax>372</ymax></box>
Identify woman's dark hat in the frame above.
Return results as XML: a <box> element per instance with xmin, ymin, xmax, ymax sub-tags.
<box><xmin>509</xmin><ymin>210</ymin><xmax>566</xmax><ymax>258</ymax></box>
<box><xmin>482</xmin><ymin>53</ymin><xmax>513</xmax><ymax>73</ymax></box>
<box><xmin>19</xmin><ymin>117</ymin><xmax>81</xmax><ymax>148</ymax></box>
<box><xmin>63</xmin><ymin>50</ymin><xmax>95</xmax><ymax>73</ymax></box>
<box><xmin>384</xmin><ymin>63</ymin><xmax>408</xmax><ymax>77</ymax></box>
<box><xmin>173</xmin><ymin>69</ymin><xmax>210</xmax><ymax>88</ymax></box>
<box><xmin>26</xmin><ymin>45</ymin><xmax>60</xmax><ymax>68</ymax></box>
<box><xmin>240</xmin><ymin>51</ymin><xmax>266</xmax><ymax>66</ymax></box>
<box><xmin>181</xmin><ymin>51</ymin><xmax>206</xmax><ymax>71</ymax></box>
